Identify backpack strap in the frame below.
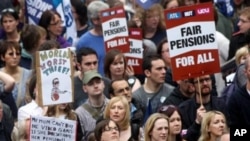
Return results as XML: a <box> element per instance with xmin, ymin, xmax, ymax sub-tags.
<box><xmin>82</xmin><ymin>103</ymin><xmax>101</xmax><ymax>120</ymax></box>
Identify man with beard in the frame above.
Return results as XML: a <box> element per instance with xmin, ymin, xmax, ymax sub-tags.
<box><xmin>163</xmin><ymin>79</ymin><xmax>195</xmax><ymax>106</ymax></box>
<box><xmin>178</xmin><ymin>75</ymin><xmax>228</xmax><ymax>141</ymax></box>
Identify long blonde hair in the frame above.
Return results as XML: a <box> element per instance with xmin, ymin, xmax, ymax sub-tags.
<box><xmin>103</xmin><ymin>96</ymin><xmax>130</xmax><ymax>130</ymax></box>
<box><xmin>198</xmin><ymin>111</ymin><xmax>227</xmax><ymax>141</ymax></box>
<box><xmin>144</xmin><ymin>113</ymin><xmax>169</xmax><ymax>141</ymax></box>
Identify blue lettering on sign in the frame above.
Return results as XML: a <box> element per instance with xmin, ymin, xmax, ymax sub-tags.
<box><xmin>102</xmin><ymin>12</ymin><xmax>109</xmax><ymax>17</ymax></box>
<box><xmin>167</xmin><ymin>12</ymin><xmax>181</xmax><ymax>20</ymax></box>
<box><xmin>64</xmin><ymin>5</ymin><xmax>73</xmax><ymax>27</ymax></box>
<box><xmin>26</xmin><ymin>0</ymin><xmax>53</xmax><ymax>12</ymax></box>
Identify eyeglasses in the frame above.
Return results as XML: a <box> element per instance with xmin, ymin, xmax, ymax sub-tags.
<box><xmin>1</xmin><ymin>8</ymin><xmax>15</xmax><ymax>14</ymax></box>
<box><xmin>50</xmin><ymin>20</ymin><xmax>64</xmax><ymax>26</ymax></box>
<box><xmin>158</xmin><ymin>105</ymin><xmax>176</xmax><ymax>113</ymax></box>
<box><xmin>103</xmin><ymin>126</ymin><xmax>119</xmax><ymax>132</ymax></box>
<box><xmin>193</xmin><ymin>77</ymin><xmax>211</xmax><ymax>84</ymax></box>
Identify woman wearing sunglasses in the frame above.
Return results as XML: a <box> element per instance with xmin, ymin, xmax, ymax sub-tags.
<box><xmin>158</xmin><ymin>105</ymin><xmax>184</xmax><ymax>141</ymax></box>
<box><xmin>0</xmin><ymin>8</ymin><xmax>20</xmax><ymax>42</ymax></box>
<box><xmin>0</xmin><ymin>41</ymin><xmax>31</xmax><ymax>109</ymax></box>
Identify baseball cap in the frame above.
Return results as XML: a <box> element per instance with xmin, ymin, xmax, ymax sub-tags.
<box><xmin>82</xmin><ymin>70</ymin><xmax>102</xmax><ymax>84</ymax></box>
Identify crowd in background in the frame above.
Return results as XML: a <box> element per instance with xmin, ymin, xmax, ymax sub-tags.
<box><xmin>0</xmin><ymin>0</ymin><xmax>250</xmax><ymax>141</ymax></box>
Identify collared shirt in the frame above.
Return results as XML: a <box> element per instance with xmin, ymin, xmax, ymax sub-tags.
<box><xmin>18</xmin><ymin>100</ymin><xmax>43</xmax><ymax>121</ymax></box>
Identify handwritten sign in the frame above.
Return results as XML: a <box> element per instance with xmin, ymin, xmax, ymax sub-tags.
<box><xmin>30</xmin><ymin>116</ymin><xmax>77</xmax><ymax>141</ymax></box>
<box><xmin>165</xmin><ymin>2</ymin><xmax>220</xmax><ymax>80</ymax></box>
<box><xmin>36</xmin><ymin>48</ymin><xmax>74</xmax><ymax>106</ymax></box>
<box><xmin>101</xmin><ymin>6</ymin><xmax>130</xmax><ymax>53</ymax></box>
<box><xmin>125</xmin><ymin>28</ymin><xmax>143</xmax><ymax>74</ymax></box>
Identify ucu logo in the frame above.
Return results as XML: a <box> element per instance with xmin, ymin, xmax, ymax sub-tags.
<box><xmin>196</xmin><ymin>8</ymin><xmax>210</xmax><ymax>15</ymax></box>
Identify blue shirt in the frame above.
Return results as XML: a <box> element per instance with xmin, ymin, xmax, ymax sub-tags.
<box><xmin>77</xmin><ymin>31</ymin><xmax>105</xmax><ymax>75</ymax></box>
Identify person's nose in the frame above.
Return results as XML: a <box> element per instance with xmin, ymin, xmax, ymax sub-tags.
<box><xmin>237</xmin><ymin>21</ymin><xmax>242</xmax><ymax>27</ymax></box>
<box><xmin>162</xmin><ymin>128</ymin><xmax>167</xmax><ymax>134</ymax></box>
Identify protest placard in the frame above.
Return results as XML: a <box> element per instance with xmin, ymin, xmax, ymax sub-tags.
<box><xmin>125</xmin><ymin>28</ymin><xmax>143</xmax><ymax>74</ymax></box>
<box><xmin>165</xmin><ymin>2</ymin><xmax>220</xmax><ymax>81</ymax></box>
<box><xmin>30</xmin><ymin>116</ymin><xmax>77</xmax><ymax>141</ymax></box>
<box><xmin>36</xmin><ymin>48</ymin><xmax>74</xmax><ymax>106</ymax></box>
<box><xmin>100</xmin><ymin>6</ymin><xmax>130</xmax><ymax>53</ymax></box>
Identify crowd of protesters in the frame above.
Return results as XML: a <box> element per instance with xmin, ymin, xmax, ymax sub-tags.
<box><xmin>0</xmin><ymin>0</ymin><xmax>250</xmax><ymax>141</ymax></box>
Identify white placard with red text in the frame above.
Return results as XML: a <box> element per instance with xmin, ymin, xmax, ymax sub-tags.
<box><xmin>101</xmin><ymin>6</ymin><xmax>130</xmax><ymax>53</ymax></box>
<box><xmin>125</xmin><ymin>28</ymin><xmax>143</xmax><ymax>74</ymax></box>
<box><xmin>165</xmin><ymin>2</ymin><xmax>220</xmax><ymax>80</ymax></box>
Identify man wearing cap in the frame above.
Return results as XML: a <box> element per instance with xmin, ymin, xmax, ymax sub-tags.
<box><xmin>74</xmin><ymin>47</ymin><xmax>110</xmax><ymax>109</ymax></box>
<box><xmin>75</xmin><ymin>70</ymin><xmax>109</xmax><ymax>141</ymax></box>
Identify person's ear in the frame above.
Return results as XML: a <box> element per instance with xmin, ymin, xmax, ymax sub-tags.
<box><xmin>83</xmin><ymin>85</ymin><xmax>87</xmax><ymax>93</ymax></box>
<box><xmin>76</xmin><ymin>62</ymin><xmax>81</xmax><ymax>72</ymax></box>
<box><xmin>144</xmin><ymin>69</ymin><xmax>151</xmax><ymax>77</ymax></box>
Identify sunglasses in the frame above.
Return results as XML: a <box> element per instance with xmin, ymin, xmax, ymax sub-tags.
<box><xmin>158</xmin><ymin>105</ymin><xmax>176</xmax><ymax>113</ymax></box>
<box><xmin>1</xmin><ymin>8</ymin><xmax>15</xmax><ymax>13</ymax></box>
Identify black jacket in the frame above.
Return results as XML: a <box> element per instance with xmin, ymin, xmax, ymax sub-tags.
<box><xmin>130</xmin><ymin>98</ymin><xmax>144</xmax><ymax>141</ymax></box>
<box><xmin>228</xmin><ymin>84</ymin><xmax>250</xmax><ymax>127</ymax></box>
<box><xmin>179</xmin><ymin>96</ymin><xmax>228</xmax><ymax>141</ymax></box>
<box><xmin>228</xmin><ymin>32</ymin><xmax>249</xmax><ymax>60</ymax></box>
<box><xmin>0</xmin><ymin>104</ymin><xmax>14</xmax><ymax>141</ymax></box>
<box><xmin>163</xmin><ymin>87</ymin><xmax>192</xmax><ymax>106</ymax></box>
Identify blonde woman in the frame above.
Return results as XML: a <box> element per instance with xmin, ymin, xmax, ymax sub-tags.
<box><xmin>104</xmin><ymin>96</ymin><xmax>139</xmax><ymax>141</ymax></box>
<box><xmin>235</xmin><ymin>45</ymin><xmax>249</xmax><ymax>66</ymax></box>
<box><xmin>198</xmin><ymin>111</ymin><xmax>227</xmax><ymax>141</ymax></box>
<box><xmin>144</xmin><ymin>113</ymin><xmax>169</xmax><ymax>141</ymax></box>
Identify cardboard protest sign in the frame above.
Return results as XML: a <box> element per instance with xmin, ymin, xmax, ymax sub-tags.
<box><xmin>125</xmin><ymin>28</ymin><xmax>143</xmax><ymax>74</ymax></box>
<box><xmin>100</xmin><ymin>6</ymin><xmax>130</xmax><ymax>53</ymax></box>
<box><xmin>165</xmin><ymin>2</ymin><xmax>220</xmax><ymax>81</ymax></box>
<box><xmin>30</xmin><ymin>116</ymin><xmax>77</xmax><ymax>141</ymax></box>
<box><xmin>36</xmin><ymin>48</ymin><xmax>74</xmax><ymax>106</ymax></box>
